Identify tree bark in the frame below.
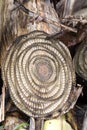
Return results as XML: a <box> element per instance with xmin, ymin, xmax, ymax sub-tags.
<box><xmin>0</xmin><ymin>0</ymin><xmax>60</xmax><ymax>65</ymax></box>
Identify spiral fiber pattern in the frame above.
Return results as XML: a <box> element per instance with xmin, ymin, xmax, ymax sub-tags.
<box><xmin>74</xmin><ymin>41</ymin><xmax>87</xmax><ymax>81</ymax></box>
<box><xmin>2</xmin><ymin>30</ymin><xmax>75</xmax><ymax>118</ymax></box>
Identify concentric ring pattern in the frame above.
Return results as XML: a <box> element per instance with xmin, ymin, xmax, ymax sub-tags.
<box><xmin>74</xmin><ymin>41</ymin><xmax>87</xmax><ymax>81</ymax></box>
<box><xmin>1</xmin><ymin>30</ymin><xmax>75</xmax><ymax>118</ymax></box>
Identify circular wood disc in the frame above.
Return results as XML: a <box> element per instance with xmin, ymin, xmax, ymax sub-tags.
<box><xmin>74</xmin><ymin>41</ymin><xmax>87</xmax><ymax>81</ymax></box>
<box><xmin>1</xmin><ymin>30</ymin><xmax>75</xmax><ymax>118</ymax></box>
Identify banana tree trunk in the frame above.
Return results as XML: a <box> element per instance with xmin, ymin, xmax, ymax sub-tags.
<box><xmin>0</xmin><ymin>1</ymin><xmax>82</xmax><ymax>130</ymax></box>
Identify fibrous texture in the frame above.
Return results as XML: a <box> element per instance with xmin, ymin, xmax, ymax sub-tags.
<box><xmin>1</xmin><ymin>30</ymin><xmax>75</xmax><ymax>118</ymax></box>
<box><xmin>74</xmin><ymin>41</ymin><xmax>87</xmax><ymax>81</ymax></box>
